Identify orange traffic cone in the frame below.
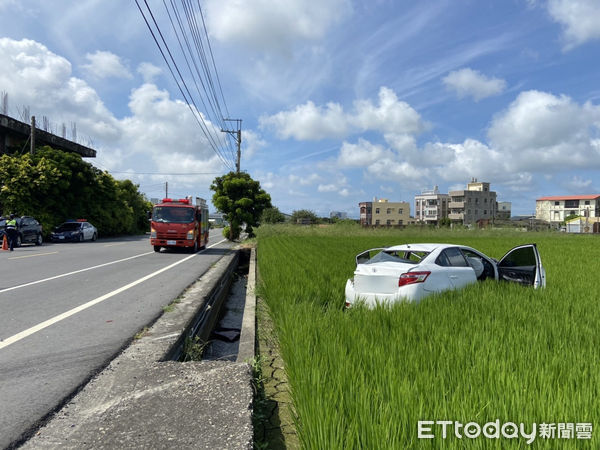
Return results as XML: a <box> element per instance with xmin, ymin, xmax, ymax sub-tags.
<box><xmin>2</xmin><ymin>235</ymin><xmax>8</xmax><ymax>251</ymax></box>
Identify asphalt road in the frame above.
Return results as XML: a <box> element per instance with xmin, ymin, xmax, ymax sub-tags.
<box><xmin>0</xmin><ymin>233</ymin><xmax>233</xmax><ymax>449</ymax></box>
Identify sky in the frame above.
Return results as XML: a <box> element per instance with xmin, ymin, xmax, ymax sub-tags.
<box><xmin>1</xmin><ymin>0</ymin><xmax>600</xmax><ymax>217</ymax></box>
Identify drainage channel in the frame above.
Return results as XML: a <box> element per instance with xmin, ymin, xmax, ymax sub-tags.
<box><xmin>168</xmin><ymin>247</ymin><xmax>251</xmax><ymax>363</ymax></box>
<box><xmin>202</xmin><ymin>248</ymin><xmax>250</xmax><ymax>361</ymax></box>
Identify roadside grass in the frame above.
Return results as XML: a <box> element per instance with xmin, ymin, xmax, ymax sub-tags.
<box><xmin>256</xmin><ymin>224</ymin><xmax>600</xmax><ymax>449</ymax></box>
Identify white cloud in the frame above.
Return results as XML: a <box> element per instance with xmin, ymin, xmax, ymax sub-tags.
<box><xmin>338</xmin><ymin>139</ymin><xmax>389</xmax><ymax>167</ymax></box>
<box><xmin>488</xmin><ymin>90</ymin><xmax>600</xmax><ymax>170</ymax></box>
<box><xmin>241</xmin><ymin>129</ymin><xmax>266</xmax><ymax>159</ymax></box>
<box><xmin>351</xmin><ymin>87</ymin><xmax>426</xmax><ymax>134</ymax></box>
<box><xmin>0</xmin><ymin>37</ymin><xmax>229</xmax><ymax>179</ymax></box>
<box><xmin>443</xmin><ymin>68</ymin><xmax>506</xmax><ymax>101</ymax></box>
<box><xmin>260</xmin><ymin>101</ymin><xmax>348</xmax><ymax>140</ymax></box>
<box><xmin>81</xmin><ymin>50</ymin><xmax>132</xmax><ymax>79</ymax></box>
<box><xmin>547</xmin><ymin>0</ymin><xmax>600</xmax><ymax>50</ymax></box>
<box><xmin>318</xmin><ymin>184</ymin><xmax>337</xmax><ymax>192</ymax></box>
<box><xmin>137</xmin><ymin>62</ymin><xmax>162</xmax><ymax>83</ymax></box>
<box><xmin>204</xmin><ymin>0</ymin><xmax>351</xmax><ymax>55</ymax></box>
<box><xmin>562</xmin><ymin>175</ymin><xmax>593</xmax><ymax>192</ymax></box>
<box><xmin>289</xmin><ymin>173</ymin><xmax>322</xmax><ymax>186</ymax></box>
<box><xmin>260</xmin><ymin>87</ymin><xmax>426</xmax><ymax>141</ymax></box>
<box><xmin>0</xmin><ymin>38</ymin><xmax>120</xmax><ymax>141</ymax></box>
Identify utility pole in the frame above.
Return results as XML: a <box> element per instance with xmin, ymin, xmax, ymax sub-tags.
<box><xmin>30</xmin><ymin>116</ymin><xmax>36</xmax><ymax>154</ymax></box>
<box><xmin>222</xmin><ymin>119</ymin><xmax>242</xmax><ymax>173</ymax></box>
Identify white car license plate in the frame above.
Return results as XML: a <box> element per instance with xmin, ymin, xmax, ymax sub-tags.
<box><xmin>59</xmin><ymin>236</ymin><xmax>64</xmax><ymax>239</ymax></box>
<box><xmin>167</xmin><ymin>240</ymin><xmax>176</xmax><ymax>245</ymax></box>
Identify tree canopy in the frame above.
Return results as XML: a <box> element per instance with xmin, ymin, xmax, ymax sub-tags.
<box><xmin>260</xmin><ymin>207</ymin><xmax>286</xmax><ymax>224</ymax></box>
<box><xmin>0</xmin><ymin>146</ymin><xmax>151</xmax><ymax>236</ymax></box>
<box><xmin>210</xmin><ymin>171</ymin><xmax>272</xmax><ymax>239</ymax></box>
<box><xmin>291</xmin><ymin>209</ymin><xmax>318</xmax><ymax>224</ymax></box>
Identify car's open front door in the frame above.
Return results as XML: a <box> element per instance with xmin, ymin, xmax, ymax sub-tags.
<box><xmin>497</xmin><ymin>244</ymin><xmax>546</xmax><ymax>288</ymax></box>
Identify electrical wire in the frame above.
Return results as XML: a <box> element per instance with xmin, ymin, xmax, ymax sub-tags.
<box><xmin>134</xmin><ymin>0</ymin><xmax>236</xmax><ymax>171</ymax></box>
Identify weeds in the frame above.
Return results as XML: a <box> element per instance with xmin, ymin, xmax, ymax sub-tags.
<box><xmin>181</xmin><ymin>335</ymin><xmax>207</xmax><ymax>361</ymax></box>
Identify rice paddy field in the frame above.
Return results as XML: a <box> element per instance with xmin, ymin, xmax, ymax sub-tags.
<box><xmin>256</xmin><ymin>224</ymin><xmax>600</xmax><ymax>449</ymax></box>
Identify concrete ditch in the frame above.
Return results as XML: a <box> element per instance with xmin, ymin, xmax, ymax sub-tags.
<box><xmin>21</xmin><ymin>247</ymin><xmax>257</xmax><ymax>449</ymax></box>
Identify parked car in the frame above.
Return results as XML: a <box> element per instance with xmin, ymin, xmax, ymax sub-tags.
<box><xmin>345</xmin><ymin>243</ymin><xmax>546</xmax><ymax>307</ymax></box>
<box><xmin>0</xmin><ymin>216</ymin><xmax>43</xmax><ymax>247</ymax></box>
<box><xmin>50</xmin><ymin>220</ymin><xmax>98</xmax><ymax>242</ymax></box>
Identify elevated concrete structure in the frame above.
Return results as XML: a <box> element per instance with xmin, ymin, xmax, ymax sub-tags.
<box><xmin>0</xmin><ymin>114</ymin><xmax>96</xmax><ymax>158</ymax></box>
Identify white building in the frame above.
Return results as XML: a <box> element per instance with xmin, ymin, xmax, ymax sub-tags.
<box><xmin>536</xmin><ymin>195</ymin><xmax>600</xmax><ymax>225</ymax></box>
<box><xmin>414</xmin><ymin>186</ymin><xmax>449</xmax><ymax>224</ymax></box>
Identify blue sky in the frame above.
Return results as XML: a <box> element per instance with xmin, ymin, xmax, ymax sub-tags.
<box><xmin>1</xmin><ymin>0</ymin><xmax>600</xmax><ymax>217</ymax></box>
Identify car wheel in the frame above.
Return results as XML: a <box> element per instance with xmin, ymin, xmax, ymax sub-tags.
<box><xmin>154</xmin><ymin>246</ymin><xmax>161</xmax><ymax>252</ymax></box>
<box><xmin>16</xmin><ymin>234</ymin><xmax>22</xmax><ymax>247</ymax></box>
<box><xmin>35</xmin><ymin>234</ymin><xmax>43</xmax><ymax>246</ymax></box>
<box><xmin>79</xmin><ymin>233</ymin><xmax>84</xmax><ymax>242</ymax></box>
<box><xmin>92</xmin><ymin>233</ymin><xmax>97</xmax><ymax>241</ymax></box>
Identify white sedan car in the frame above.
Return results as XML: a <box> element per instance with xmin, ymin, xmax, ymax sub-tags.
<box><xmin>345</xmin><ymin>243</ymin><xmax>545</xmax><ymax>307</ymax></box>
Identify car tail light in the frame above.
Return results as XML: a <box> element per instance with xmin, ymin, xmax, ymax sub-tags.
<box><xmin>398</xmin><ymin>271</ymin><xmax>430</xmax><ymax>287</ymax></box>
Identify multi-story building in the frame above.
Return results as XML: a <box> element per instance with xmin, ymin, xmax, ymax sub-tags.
<box><xmin>359</xmin><ymin>201</ymin><xmax>372</xmax><ymax>226</ymax></box>
<box><xmin>497</xmin><ymin>202</ymin><xmax>512</xmax><ymax>219</ymax></box>
<box><xmin>535</xmin><ymin>195</ymin><xmax>600</xmax><ymax>225</ymax></box>
<box><xmin>414</xmin><ymin>186</ymin><xmax>450</xmax><ymax>225</ymax></box>
<box><xmin>359</xmin><ymin>198</ymin><xmax>410</xmax><ymax>226</ymax></box>
<box><xmin>448</xmin><ymin>179</ymin><xmax>497</xmax><ymax>225</ymax></box>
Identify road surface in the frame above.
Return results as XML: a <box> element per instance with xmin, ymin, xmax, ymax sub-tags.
<box><xmin>0</xmin><ymin>233</ymin><xmax>233</xmax><ymax>448</ymax></box>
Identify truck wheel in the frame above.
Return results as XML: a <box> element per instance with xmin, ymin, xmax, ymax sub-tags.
<box><xmin>154</xmin><ymin>246</ymin><xmax>161</xmax><ymax>252</ymax></box>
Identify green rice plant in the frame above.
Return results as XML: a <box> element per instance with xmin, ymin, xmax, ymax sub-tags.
<box><xmin>256</xmin><ymin>224</ymin><xmax>600</xmax><ymax>449</ymax></box>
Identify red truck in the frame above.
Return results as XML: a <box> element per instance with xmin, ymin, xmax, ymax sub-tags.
<box><xmin>150</xmin><ymin>197</ymin><xmax>209</xmax><ymax>252</ymax></box>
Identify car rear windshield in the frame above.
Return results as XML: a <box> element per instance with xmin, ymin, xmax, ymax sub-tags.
<box><xmin>364</xmin><ymin>250</ymin><xmax>429</xmax><ymax>264</ymax></box>
<box><xmin>152</xmin><ymin>206</ymin><xmax>195</xmax><ymax>223</ymax></box>
<box><xmin>56</xmin><ymin>223</ymin><xmax>82</xmax><ymax>231</ymax></box>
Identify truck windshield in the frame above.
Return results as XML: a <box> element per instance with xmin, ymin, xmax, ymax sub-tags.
<box><xmin>152</xmin><ymin>206</ymin><xmax>195</xmax><ymax>223</ymax></box>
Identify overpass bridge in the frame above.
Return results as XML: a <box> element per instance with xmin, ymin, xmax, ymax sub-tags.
<box><xmin>0</xmin><ymin>113</ymin><xmax>96</xmax><ymax>158</ymax></box>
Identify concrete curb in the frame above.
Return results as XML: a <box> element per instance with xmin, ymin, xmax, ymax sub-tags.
<box><xmin>237</xmin><ymin>247</ymin><xmax>256</xmax><ymax>363</ymax></box>
<box><xmin>22</xmin><ymin>249</ymin><xmax>255</xmax><ymax>449</ymax></box>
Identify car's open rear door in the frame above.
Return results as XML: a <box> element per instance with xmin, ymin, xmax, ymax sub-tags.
<box><xmin>497</xmin><ymin>244</ymin><xmax>546</xmax><ymax>288</ymax></box>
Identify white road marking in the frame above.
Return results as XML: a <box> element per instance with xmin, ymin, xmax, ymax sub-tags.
<box><xmin>8</xmin><ymin>252</ymin><xmax>58</xmax><ymax>260</ymax></box>
<box><xmin>0</xmin><ymin>252</ymin><xmax>155</xmax><ymax>294</ymax></box>
<box><xmin>0</xmin><ymin>238</ymin><xmax>228</xmax><ymax>350</ymax></box>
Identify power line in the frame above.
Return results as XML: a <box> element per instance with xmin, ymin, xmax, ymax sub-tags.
<box><xmin>134</xmin><ymin>0</ymin><xmax>235</xmax><ymax>171</ymax></box>
<box><xmin>109</xmin><ymin>171</ymin><xmax>220</xmax><ymax>175</ymax></box>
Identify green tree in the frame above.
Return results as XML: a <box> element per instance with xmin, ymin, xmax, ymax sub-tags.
<box><xmin>0</xmin><ymin>146</ymin><xmax>151</xmax><ymax>236</ymax></box>
<box><xmin>291</xmin><ymin>209</ymin><xmax>318</xmax><ymax>224</ymax></box>
<box><xmin>260</xmin><ymin>207</ymin><xmax>285</xmax><ymax>224</ymax></box>
<box><xmin>210</xmin><ymin>171</ymin><xmax>272</xmax><ymax>240</ymax></box>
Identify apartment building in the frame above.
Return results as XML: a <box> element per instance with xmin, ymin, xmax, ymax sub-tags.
<box><xmin>535</xmin><ymin>195</ymin><xmax>600</xmax><ymax>224</ymax></box>
<box><xmin>359</xmin><ymin>198</ymin><xmax>410</xmax><ymax>226</ymax></box>
<box><xmin>448</xmin><ymin>179</ymin><xmax>497</xmax><ymax>225</ymax></box>
<box><xmin>414</xmin><ymin>186</ymin><xmax>450</xmax><ymax>225</ymax></box>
